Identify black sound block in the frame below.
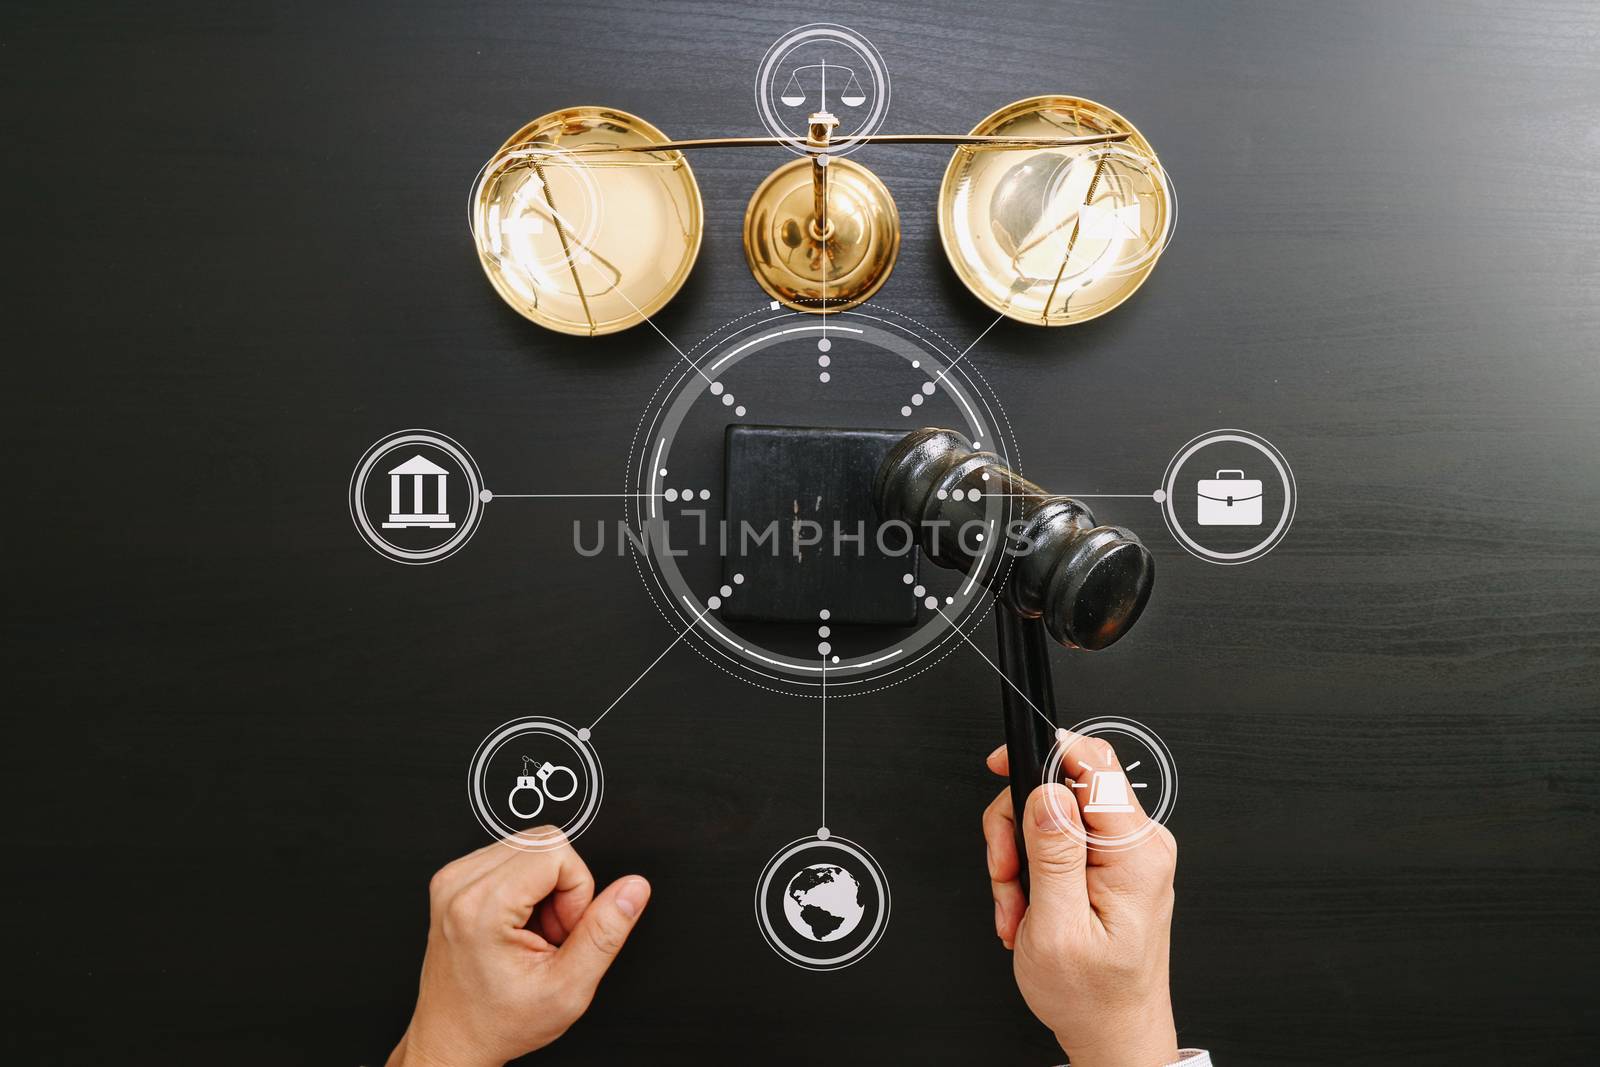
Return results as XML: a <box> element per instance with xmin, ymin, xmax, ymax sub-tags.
<box><xmin>722</xmin><ymin>425</ymin><xmax>918</xmax><ymax>625</ymax></box>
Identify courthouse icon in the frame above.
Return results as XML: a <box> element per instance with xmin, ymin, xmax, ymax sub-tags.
<box><xmin>383</xmin><ymin>454</ymin><xmax>457</xmax><ymax>529</ymax></box>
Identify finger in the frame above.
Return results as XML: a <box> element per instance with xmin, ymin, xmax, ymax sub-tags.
<box><xmin>429</xmin><ymin>836</ymin><xmax>521</xmax><ymax>899</ymax></box>
<box><xmin>552</xmin><ymin>875</ymin><xmax>652</xmax><ymax>997</ymax></box>
<box><xmin>1057</xmin><ymin>732</ymin><xmax>1151</xmax><ymax>846</ymax></box>
<box><xmin>981</xmin><ymin>786</ymin><xmax>1025</xmax><ymax>946</ymax></box>
<box><xmin>470</xmin><ymin>832</ymin><xmax>595</xmax><ymax>935</ymax></box>
<box><xmin>1020</xmin><ymin>782</ymin><xmax>1092</xmax><ymax>924</ymax></box>
<box><xmin>982</xmin><ymin>787</ymin><xmax>1021</xmax><ymax>883</ymax></box>
<box><xmin>986</xmin><ymin>744</ymin><xmax>1009</xmax><ymax>777</ymax></box>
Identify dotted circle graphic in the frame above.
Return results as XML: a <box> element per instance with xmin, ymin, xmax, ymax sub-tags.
<box><xmin>349</xmin><ymin>429</ymin><xmax>485</xmax><ymax>565</ymax></box>
<box><xmin>468</xmin><ymin>716</ymin><xmax>604</xmax><ymax>852</ymax></box>
<box><xmin>625</xmin><ymin>305</ymin><xmax>1021</xmax><ymax>697</ymax></box>
<box><xmin>754</xmin><ymin>835</ymin><xmax>891</xmax><ymax>970</ymax></box>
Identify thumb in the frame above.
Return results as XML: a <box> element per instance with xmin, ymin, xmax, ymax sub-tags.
<box><xmin>1021</xmin><ymin>783</ymin><xmax>1091</xmax><ymax>921</ymax></box>
<box><xmin>553</xmin><ymin>875</ymin><xmax>651</xmax><ymax>994</ymax></box>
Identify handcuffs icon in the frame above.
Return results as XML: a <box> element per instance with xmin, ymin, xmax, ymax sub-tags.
<box><xmin>507</xmin><ymin>755</ymin><xmax>580</xmax><ymax>819</ymax></box>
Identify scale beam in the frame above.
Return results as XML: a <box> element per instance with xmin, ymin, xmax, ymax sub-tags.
<box><xmin>524</xmin><ymin>131</ymin><xmax>1133</xmax><ymax>155</ymax></box>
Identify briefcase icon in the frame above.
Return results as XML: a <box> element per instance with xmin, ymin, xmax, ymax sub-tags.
<box><xmin>1196</xmin><ymin>470</ymin><xmax>1262</xmax><ymax>526</ymax></box>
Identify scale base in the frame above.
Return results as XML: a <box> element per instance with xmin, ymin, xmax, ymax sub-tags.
<box><xmin>743</xmin><ymin>157</ymin><xmax>899</xmax><ymax>313</ymax></box>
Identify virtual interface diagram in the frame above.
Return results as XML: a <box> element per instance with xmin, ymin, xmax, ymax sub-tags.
<box><xmin>348</xmin><ymin>23</ymin><xmax>1297</xmax><ymax>970</ymax></box>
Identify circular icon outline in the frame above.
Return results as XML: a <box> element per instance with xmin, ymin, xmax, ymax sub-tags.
<box><xmin>468</xmin><ymin>716</ymin><xmax>604</xmax><ymax>852</ymax></box>
<box><xmin>1160</xmin><ymin>429</ymin><xmax>1296</xmax><ymax>565</ymax></box>
<box><xmin>468</xmin><ymin>139</ymin><xmax>605</xmax><ymax>275</ymax></box>
<box><xmin>350</xmin><ymin>429</ymin><xmax>486</xmax><ymax>565</ymax></box>
<box><xmin>1042</xmin><ymin>715</ymin><xmax>1177</xmax><ymax>853</ymax></box>
<box><xmin>754</xmin><ymin>23</ymin><xmax>890</xmax><ymax>158</ymax></box>
<box><xmin>754</xmin><ymin>834</ymin><xmax>891</xmax><ymax>970</ymax></box>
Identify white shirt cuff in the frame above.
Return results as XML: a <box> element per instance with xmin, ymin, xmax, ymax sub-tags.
<box><xmin>1166</xmin><ymin>1052</ymin><xmax>1212</xmax><ymax>1067</ymax></box>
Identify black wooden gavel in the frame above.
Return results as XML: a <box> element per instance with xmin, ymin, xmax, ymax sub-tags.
<box><xmin>875</xmin><ymin>427</ymin><xmax>1155</xmax><ymax>894</ymax></box>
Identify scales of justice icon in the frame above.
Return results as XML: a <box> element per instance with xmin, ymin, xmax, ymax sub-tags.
<box><xmin>778</xmin><ymin>60</ymin><xmax>868</xmax><ymax>109</ymax></box>
<box><xmin>468</xmin><ymin>26</ymin><xmax>1176</xmax><ymax>336</ymax></box>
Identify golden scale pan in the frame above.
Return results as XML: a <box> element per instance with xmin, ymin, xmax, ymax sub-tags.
<box><xmin>469</xmin><ymin>95</ymin><xmax>1174</xmax><ymax>336</ymax></box>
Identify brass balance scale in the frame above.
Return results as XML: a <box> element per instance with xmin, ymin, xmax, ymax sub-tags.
<box><xmin>469</xmin><ymin>80</ymin><xmax>1175</xmax><ymax>336</ymax></box>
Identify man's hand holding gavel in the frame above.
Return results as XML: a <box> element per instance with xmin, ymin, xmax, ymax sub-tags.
<box><xmin>983</xmin><ymin>735</ymin><xmax>1185</xmax><ymax>1067</ymax></box>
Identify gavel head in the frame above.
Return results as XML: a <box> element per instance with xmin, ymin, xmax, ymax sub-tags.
<box><xmin>874</xmin><ymin>427</ymin><xmax>1155</xmax><ymax>651</ymax></box>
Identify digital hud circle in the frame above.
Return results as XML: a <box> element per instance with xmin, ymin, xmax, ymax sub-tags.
<box><xmin>468</xmin><ymin>716</ymin><xmax>604</xmax><ymax>852</ymax></box>
<box><xmin>625</xmin><ymin>305</ymin><xmax>1020</xmax><ymax>697</ymax></box>
<box><xmin>754</xmin><ymin>23</ymin><xmax>889</xmax><ymax>158</ymax></box>
<box><xmin>350</xmin><ymin>429</ymin><xmax>485</xmax><ymax>565</ymax></box>
<box><xmin>1042</xmin><ymin>716</ymin><xmax>1177</xmax><ymax>853</ymax></box>
<box><xmin>1160</xmin><ymin>428</ymin><xmax>1296</xmax><ymax>565</ymax></box>
<box><xmin>755</xmin><ymin>835</ymin><xmax>890</xmax><ymax>970</ymax></box>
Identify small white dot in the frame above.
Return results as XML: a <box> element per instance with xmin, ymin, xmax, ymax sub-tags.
<box><xmin>901</xmin><ymin>573</ymin><xmax>914</xmax><ymax>584</ymax></box>
<box><xmin>911</xmin><ymin>360</ymin><xmax>920</xmax><ymax>368</ymax></box>
<box><xmin>659</xmin><ymin>468</ymin><xmax>668</xmax><ymax>477</ymax></box>
<box><xmin>733</xmin><ymin>573</ymin><xmax>745</xmax><ymax>584</ymax></box>
<box><xmin>578</xmin><ymin>727</ymin><xmax>592</xmax><ymax>742</ymax></box>
<box><xmin>831</xmin><ymin>655</ymin><xmax>839</xmax><ymax>663</ymax></box>
<box><xmin>680</xmin><ymin>488</ymin><xmax>692</xmax><ymax>499</ymax></box>
<box><xmin>818</xmin><ymin>641</ymin><xmax>832</xmax><ymax>655</ymax></box>
<box><xmin>936</xmin><ymin>488</ymin><xmax>948</xmax><ymax>500</ymax></box>
<box><xmin>981</xmin><ymin>472</ymin><xmax>990</xmax><ymax>481</ymax></box>
<box><xmin>1153</xmin><ymin>489</ymin><xmax>1167</xmax><ymax>503</ymax></box>
<box><xmin>973</xmin><ymin>440</ymin><xmax>982</xmax><ymax>448</ymax></box>
<box><xmin>708</xmin><ymin>596</ymin><xmax>722</xmax><ymax>610</ymax></box>
<box><xmin>699</xmin><ymin>489</ymin><xmax>711</xmax><ymax>501</ymax></box>
<box><xmin>911</xmin><ymin>394</ymin><xmax>924</xmax><ymax>406</ymax></box>
<box><xmin>921</xmin><ymin>382</ymin><xmax>936</xmax><ymax>395</ymax></box>
<box><xmin>735</xmin><ymin>405</ymin><xmax>746</xmax><ymax>416</ymax></box>
<box><xmin>818</xmin><ymin>355</ymin><xmax>830</xmax><ymax>367</ymax></box>
<box><xmin>900</xmin><ymin>406</ymin><xmax>912</xmax><ymax>417</ymax></box>
<box><xmin>923</xmin><ymin>595</ymin><xmax>938</xmax><ymax>609</ymax></box>
<box><xmin>819</xmin><ymin>372</ymin><xmax>830</xmax><ymax>383</ymax></box>
<box><xmin>818</xmin><ymin>338</ymin><xmax>832</xmax><ymax>352</ymax></box>
<box><xmin>722</xmin><ymin>394</ymin><xmax>734</xmax><ymax>406</ymax></box>
<box><xmin>818</xmin><ymin>625</ymin><xmax>831</xmax><ymax>638</ymax></box>
<box><xmin>819</xmin><ymin>608</ymin><xmax>831</xmax><ymax>620</ymax></box>
<box><xmin>817</xmin><ymin>826</ymin><xmax>831</xmax><ymax>840</ymax></box>
<box><xmin>479</xmin><ymin>489</ymin><xmax>493</xmax><ymax>502</ymax></box>
<box><xmin>945</xmin><ymin>596</ymin><xmax>954</xmax><ymax>605</ymax></box>
<box><xmin>913</xmin><ymin>584</ymin><xmax>926</xmax><ymax>597</ymax></box>
<box><xmin>969</xmin><ymin>488</ymin><xmax>983</xmax><ymax>501</ymax></box>
<box><xmin>720</xmin><ymin>585</ymin><xmax>732</xmax><ymax>597</ymax></box>
<box><xmin>710</xmin><ymin>381</ymin><xmax>724</xmax><ymax>395</ymax></box>
<box><xmin>664</xmin><ymin>488</ymin><xmax>678</xmax><ymax>502</ymax></box>
<box><xmin>975</xmin><ymin>533</ymin><xmax>984</xmax><ymax>542</ymax></box>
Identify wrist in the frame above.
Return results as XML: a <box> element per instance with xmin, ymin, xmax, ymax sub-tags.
<box><xmin>1055</xmin><ymin>1000</ymin><xmax>1178</xmax><ymax>1067</ymax></box>
<box><xmin>388</xmin><ymin>1022</ymin><xmax>504</xmax><ymax>1067</ymax></box>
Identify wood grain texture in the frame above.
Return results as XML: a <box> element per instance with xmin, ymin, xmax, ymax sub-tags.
<box><xmin>3</xmin><ymin>0</ymin><xmax>1598</xmax><ymax>1063</ymax></box>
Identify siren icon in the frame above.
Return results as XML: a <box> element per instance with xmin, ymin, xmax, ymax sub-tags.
<box><xmin>1081</xmin><ymin>768</ymin><xmax>1136</xmax><ymax>813</ymax></box>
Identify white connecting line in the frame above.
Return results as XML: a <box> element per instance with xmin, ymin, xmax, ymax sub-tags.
<box><xmin>610</xmin><ymin>284</ymin><xmax>717</xmax><ymax>386</ymax></box>
<box><xmin>932</xmin><ymin>313</ymin><xmax>1005</xmax><ymax>389</ymax></box>
<box><xmin>587</xmin><ymin>605</ymin><xmax>710</xmax><ymax>733</ymax></box>
<box><xmin>933</xmin><ymin>604</ymin><xmax>1059</xmax><ymax>736</ymax></box>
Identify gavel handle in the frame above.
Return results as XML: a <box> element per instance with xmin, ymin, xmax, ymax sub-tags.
<box><xmin>994</xmin><ymin>605</ymin><xmax>1060</xmax><ymax>900</ymax></box>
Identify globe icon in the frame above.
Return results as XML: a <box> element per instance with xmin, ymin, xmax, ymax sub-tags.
<box><xmin>782</xmin><ymin>863</ymin><xmax>865</xmax><ymax>942</ymax></box>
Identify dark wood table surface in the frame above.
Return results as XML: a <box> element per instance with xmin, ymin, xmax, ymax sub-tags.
<box><xmin>6</xmin><ymin>1</ymin><xmax>1598</xmax><ymax>1063</ymax></box>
